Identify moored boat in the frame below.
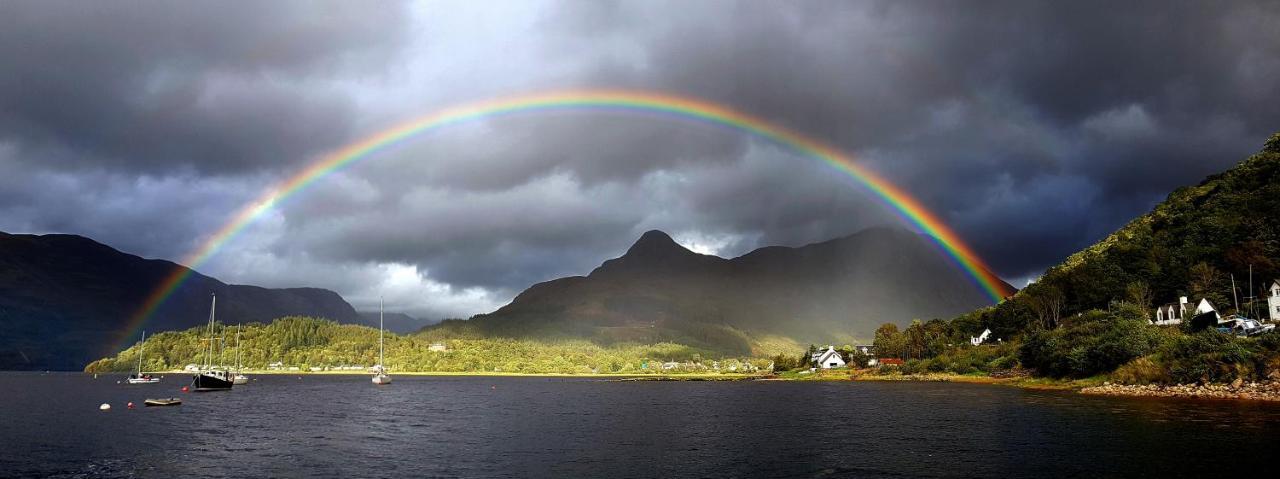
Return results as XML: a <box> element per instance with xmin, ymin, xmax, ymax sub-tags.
<box><xmin>125</xmin><ymin>330</ymin><xmax>161</xmax><ymax>384</ymax></box>
<box><xmin>372</xmin><ymin>297</ymin><xmax>392</xmax><ymax>385</ymax></box>
<box><xmin>143</xmin><ymin>398</ymin><xmax>182</xmax><ymax>407</ymax></box>
<box><xmin>192</xmin><ymin>293</ymin><xmax>233</xmax><ymax>391</ymax></box>
<box><xmin>232</xmin><ymin>324</ymin><xmax>250</xmax><ymax>385</ymax></box>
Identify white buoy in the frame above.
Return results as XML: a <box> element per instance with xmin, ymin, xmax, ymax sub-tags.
<box><xmin>99</xmin><ymin>403</ymin><xmax>111</xmax><ymax>411</ymax></box>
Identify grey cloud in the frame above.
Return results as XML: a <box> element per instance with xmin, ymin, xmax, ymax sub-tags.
<box><xmin>0</xmin><ymin>1</ymin><xmax>409</xmax><ymax>175</ymax></box>
<box><xmin>3</xmin><ymin>0</ymin><xmax>1279</xmax><ymax>320</ymax></box>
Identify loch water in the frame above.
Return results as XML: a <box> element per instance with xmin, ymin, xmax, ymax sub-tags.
<box><xmin>2</xmin><ymin>372</ymin><xmax>1278</xmax><ymax>478</ymax></box>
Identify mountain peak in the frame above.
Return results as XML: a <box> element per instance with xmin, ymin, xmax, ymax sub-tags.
<box><xmin>624</xmin><ymin>230</ymin><xmax>689</xmax><ymax>258</ymax></box>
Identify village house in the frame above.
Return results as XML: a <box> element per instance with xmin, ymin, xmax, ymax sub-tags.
<box><xmin>970</xmin><ymin>328</ymin><xmax>992</xmax><ymax>346</ymax></box>
<box><xmin>853</xmin><ymin>344</ymin><xmax>874</xmax><ymax>356</ymax></box>
<box><xmin>428</xmin><ymin>342</ymin><xmax>448</xmax><ymax>352</ymax></box>
<box><xmin>811</xmin><ymin>346</ymin><xmax>845</xmax><ymax>369</ymax></box>
<box><xmin>1152</xmin><ymin>296</ymin><xmax>1219</xmax><ymax>326</ymax></box>
<box><xmin>1268</xmin><ymin>280</ymin><xmax>1280</xmax><ymax>321</ymax></box>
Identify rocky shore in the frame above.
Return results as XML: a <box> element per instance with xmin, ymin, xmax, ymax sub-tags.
<box><xmin>1081</xmin><ymin>379</ymin><xmax>1280</xmax><ymax>401</ymax></box>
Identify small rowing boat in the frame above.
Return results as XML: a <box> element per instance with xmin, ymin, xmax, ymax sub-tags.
<box><xmin>143</xmin><ymin>398</ymin><xmax>182</xmax><ymax>407</ymax></box>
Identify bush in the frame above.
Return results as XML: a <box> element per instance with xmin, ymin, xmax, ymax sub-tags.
<box><xmin>1111</xmin><ymin>356</ymin><xmax>1170</xmax><ymax>384</ymax></box>
<box><xmin>1160</xmin><ymin>331</ymin><xmax>1257</xmax><ymax>384</ymax></box>
<box><xmin>1019</xmin><ymin>305</ymin><xmax>1164</xmax><ymax>378</ymax></box>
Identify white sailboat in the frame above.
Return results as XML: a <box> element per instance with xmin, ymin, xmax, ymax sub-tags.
<box><xmin>232</xmin><ymin>324</ymin><xmax>249</xmax><ymax>385</ymax></box>
<box><xmin>372</xmin><ymin>297</ymin><xmax>392</xmax><ymax>385</ymax></box>
<box><xmin>125</xmin><ymin>330</ymin><xmax>160</xmax><ymax>384</ymax></box>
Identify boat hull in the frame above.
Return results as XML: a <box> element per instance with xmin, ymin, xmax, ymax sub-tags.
<box><xmin>232</xmin><ymin>374</ymin><xmax>249</xmax><ymax>385</ymax></box>
<box><xmin>143</xmin><ymin>398</ymin><xmax>182</xmax><ymax>407</ymax></box>
<box><xmin>126</xmin><ymin>377</ymin><xmax>160</xmax><ymax>384</ymax></box>
<box><xmin>192</xmin><ymin>371</ymin><xmax>234</xmax><ymax>391</ymax></box>
<box><xmin>372</xmin><ymin>374</ymin><xmax>392</xmax><ymax>385</ymax></box>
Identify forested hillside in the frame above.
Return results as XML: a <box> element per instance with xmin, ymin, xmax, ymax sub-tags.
<box><xmin>863</xmin><ymin>134</ymin><xmax>1280</xmax><ymax>385</ymax></box>
<box><xmin>85</xmin><ymin>316</ymin><xmax>769</xmax><ymax>375</ymax></box>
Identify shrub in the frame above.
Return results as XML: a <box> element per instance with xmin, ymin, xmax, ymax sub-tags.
<box><xmin>1019</xmin><ymin>306</ymin><xmax>1164</xmax><ymax>378</ymax></box>
<box><xmin>1160</xmin><ymin>331</ymin><xmax>1257</xmax><ymax>383</ymax></box>
<box><xmin>1111</xmin><ymin>356</ymin><xmax>1170</xmax><ymax>384</ymax></box>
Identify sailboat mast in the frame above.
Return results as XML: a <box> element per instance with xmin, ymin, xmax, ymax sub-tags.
<box><xmin>236</xmin><ymin>323</ymin><xmax>242</xmax><ymax>370</ymax></box>
<box><xmin>206</xmin><ymin>293</ymin><xmax>217</xmax><ymax>369</ymax></box>
<box><xmin>379</xmin><ymin>297</ymin><xmax>385</xmax><ymax>367</ymax></box>
<box><xmin>1232</xmin><ymin>274</ymin><xmax>1240</xmax><ymax>312</ymax></box>
<box><xmin>138</xmin><ymin>330</ymin><xmax>145</xmax><ymax>374</ymax></box>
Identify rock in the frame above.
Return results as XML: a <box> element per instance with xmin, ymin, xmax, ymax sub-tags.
<box><xmin>1231</xmin><ymin>378</ymin><xmax>1244</xmax><ymax>390</ymax></box>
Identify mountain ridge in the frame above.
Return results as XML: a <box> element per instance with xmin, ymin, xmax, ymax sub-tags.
<box><xmin>429</xmin><ymin>226</ymin><xmax>1013</xmax><ymax>354</ymax></box>
<box><xmin>0</xmin><ymin>231</ymin><xmax>361</xmax><ymax>370</ymax></box>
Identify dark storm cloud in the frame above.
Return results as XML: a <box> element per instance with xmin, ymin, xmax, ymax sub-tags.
<box><xmin>525</xmin><ymin>0</ymin><xmax>1280</xmax><ymax>279</ymax></box>
<box><xmin>3</xmin><ymin>0</ymin><xmax>1279</xmax><ymax>319</ymax></box>
<box><xmin>0</xmin><ymin>0</ymin><xmax>408</xmax><ymax>175</ymax></box>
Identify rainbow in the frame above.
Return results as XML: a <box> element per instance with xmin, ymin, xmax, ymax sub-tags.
<box><xmin>112</xmin><ymin>89</ymin><xmax>1011</xmax><ymax>353</ymax></box>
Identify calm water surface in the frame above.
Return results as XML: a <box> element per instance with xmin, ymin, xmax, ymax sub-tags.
<box><xmin>1</xmin><ymin>372</ymin><xmax>1278</xmax><ymax>478</ymax></box>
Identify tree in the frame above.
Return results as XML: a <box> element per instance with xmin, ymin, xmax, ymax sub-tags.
<box><xmin>1188</xmin><ymin>262</ymin><xmax>1228</xmax><ymax>308</ymax></box>
<box><xmin>1125</xmin><ymin>280</ymin><xmax>1154</xmax><ymax>309</ymax></box>
<box><xmin>1026</xmin><ymin>285</ymin><xmax>1065</xmax><ymax>330</ymax></box>
<box><xmin>872</xmin><ymin>323</ymin><xmax>904</xmax><ymax>359</ymax></box>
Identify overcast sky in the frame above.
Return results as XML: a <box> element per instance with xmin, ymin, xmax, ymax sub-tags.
<box><xmin>2</xmin><ymin>1</ymin><xmax>1278</xmax><ymax>319</ymax></box>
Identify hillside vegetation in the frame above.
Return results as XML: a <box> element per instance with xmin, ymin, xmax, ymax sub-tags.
<box><xmin>85</xmin><ymin>316</ymin><xmax>770</xmax><ymax>374</ymax></box>
<box><xmin>864</xmin><ymin>133</ymin><xmax>1280</xmax><ymax>385</ymax></box>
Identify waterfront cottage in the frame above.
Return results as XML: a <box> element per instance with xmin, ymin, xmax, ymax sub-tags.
<box><xmin>970</xmin><ymin>328</ymin><xmax>992</xmax><ymax>346</ymax></box>
<box><xmin>813</xmin><ymin>346</ymin><xmax>845</xmax><ymax>369</ymax></box>
<box><xmin>1152</xmin><ymin>296</ymin><xmax>1218</xmax><ymax>325</ymax></box>
<box><xmin>1269</xmin><ymin>280</ymin><xmax>1280</xmax><ymax>321</ymax></box>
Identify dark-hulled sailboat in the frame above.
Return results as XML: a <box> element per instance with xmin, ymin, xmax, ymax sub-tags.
<box><xmin>192</xmin><ymin>293</ymin><xmax>233</xmax><ymax>391</ymax></box>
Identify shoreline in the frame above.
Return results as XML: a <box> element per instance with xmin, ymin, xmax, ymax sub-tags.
<box><xmin>1081</xmin><ymin>381</ymin><xmax>1280</xmax><ymax>402</ymax></box>
<box><xmin>90</xmin><ymin>369</ymin><xmax>1280</xmax><ymax>401</ymax></box>
<box><xmin>124</xmin><ymin>370</ymin><xmax>762</xmax><ymax>379</ymax></box>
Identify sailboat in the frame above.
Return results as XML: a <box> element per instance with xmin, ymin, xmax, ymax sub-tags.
<box><xmin>372</xmin><ymin>297</ymin><xmax>392</xmax><ymax>385</ymax></box>
<box><xmin>232</xmin><ymin>324</ymin><xmax>249</xmax><ymax>385</ymax></box>
<box><xmin>125</xmin><ymin>330</ymin><xmax>160</xmax><ymax>384</ymax></box>
<box><xmin>192</xmin><ymin>293</ymin><xmax>233</xmax><ymax>391</ymax></box>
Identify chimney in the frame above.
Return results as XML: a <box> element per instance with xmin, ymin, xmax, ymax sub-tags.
<box><xmin>1179</xmin><ymin>296</ymin><xmax>1188</xmax><ymax>305</ymax></box>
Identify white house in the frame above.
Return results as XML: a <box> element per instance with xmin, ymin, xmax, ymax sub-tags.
<box><xmin>428</xmin><ymin>342</ymin><xmax>448</xmax><ymax>352</ymax></box>
<box><xmin>813</xmin><ymin>346</ymin><xmax>845</xmax><ymax>369</ymax></box>
<box><xmin>1152</xmin><ymin>296</ymin><xmax>1219</xmax><ymax>325</ymax></box>
<box><xmin>1268</xmin><ymin>280</ymin><xmax>1280</xmax><ymax>321</ymax></box>
<box><xmin>970</xmin><ymin>328</ymin><xmax>992</xmax><ymax>346</ymax></box>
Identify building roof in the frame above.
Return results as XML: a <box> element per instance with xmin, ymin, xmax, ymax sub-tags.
<box><xmin>816</xmin><ymin>348</ymin><xmax>843</xmax><ymax>364</ymax></box>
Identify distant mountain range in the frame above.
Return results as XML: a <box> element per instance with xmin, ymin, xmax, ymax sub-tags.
<box><xmin>0</xmin><ymin>232</ymin><xmax>361</xmax><ymax>370</ymax></box>
<box><xmin>429</xmin><ymin>227</ymin><xmax>1012</xmax><ymax>354</ymax></box>
<box><xmin>0</xmin><ymin>225</ymin><xmax>1013</xmax><ymax>369</ymax></box>
<box><xmin>357</xmin><ymin>311</ymin><xmax>438</xmax><ymax>334</ymax></box>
